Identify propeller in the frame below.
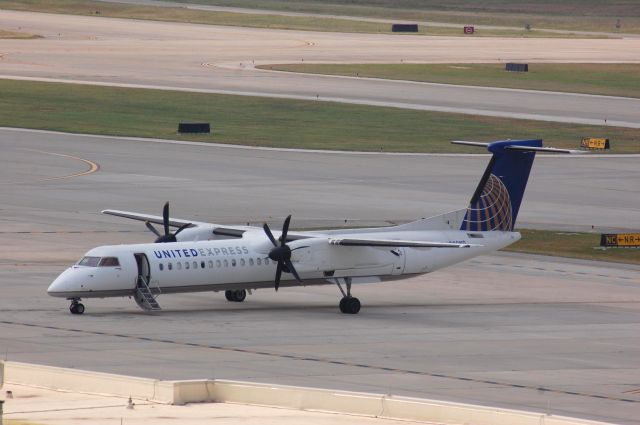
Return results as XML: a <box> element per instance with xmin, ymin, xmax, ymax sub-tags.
<box><xmin>144</xmin><ymin>202</ymin><xmax>191</xmax><ymax>243</ymax></box>
<box><xmin>263</xmin><ymin>215</ymin><xmax>306</xmax><ymax>291</ymax></box>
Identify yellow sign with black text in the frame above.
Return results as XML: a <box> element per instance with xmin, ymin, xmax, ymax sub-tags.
<box><xmin>601</xmin><ymin>233</ymin><xmax>640</xmax><ymax>247</ymax></box>
<box><xmin>581</xmin><ymin>138</ymin><xmax>610</xmax><ymax>150</ymax></box>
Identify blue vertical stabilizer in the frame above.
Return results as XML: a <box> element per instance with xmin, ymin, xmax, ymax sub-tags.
<box><xmin>460</xmin><ymin>139</ymin><xmax>541</xmax><ymax>231</ymax></box>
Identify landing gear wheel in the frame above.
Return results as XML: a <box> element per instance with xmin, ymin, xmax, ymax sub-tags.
<box><xmin>339</xmin><ymin>297</ymin><xmax>360</xmax><ymax>314</ymax></box>
<box><xmin>69</xmin><ymin>301</ymin><xmax>85</xmax><ymax>315</ymax></box>
<box><xmin>225</xmin><ymin>289</ymin><xmax>247</xmax><ymax>302</ymax></box>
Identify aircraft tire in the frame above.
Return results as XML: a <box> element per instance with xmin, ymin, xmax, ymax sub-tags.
<box><xmin>70</xmin><ymin>302</ymin><xmax>85</xmax><ymax>315</ymax></box>
<box><xmin>339</xmin><ymin>297</ymin><xmax>360</xmax><ymax>314</ymax></box>
<box><xmin>339</xmin><ymin>297</ymin><xmax>347</xmax><ymax>313</ymax></box>
<box><xmin>225</xmin><ymin>290</ymin><xmax>234</xmax><ymax>301</ymax></box>
<box><xmin>233</xmin><ymin>289</ymin><xmax>247</xmax><ymax>302</ymax></box>
<box><xmin>225</xmin><ymin>289</ymin><xmax>247</xmax><ymax>302</ymax></box>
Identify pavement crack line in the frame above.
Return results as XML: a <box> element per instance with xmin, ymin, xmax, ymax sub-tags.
<box><xmin>1</xmin><ymin>320</ymin><xmax>638</xmax><ymax>405</ymax></box>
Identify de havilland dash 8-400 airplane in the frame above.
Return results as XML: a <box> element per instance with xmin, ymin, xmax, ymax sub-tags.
<box><xmin>48</xmin><ymin>139</ymin><xmax>581</xmax><ymax>315</ymax></box>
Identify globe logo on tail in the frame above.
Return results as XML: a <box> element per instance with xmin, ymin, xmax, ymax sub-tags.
<box><xmin>462</xmin><ymin>174</ymin><xmax>513</xmax><ymax>231</ymax></box>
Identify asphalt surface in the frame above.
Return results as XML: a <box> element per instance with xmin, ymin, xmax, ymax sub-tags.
<box><xmin>0</xmin><ymin>128</ymin><xmax>639</xmax><ymax>424</ymax></box>
<box><xmin>1</xmin><ymin>127</ymin><xmax>639</xmax><ymax>232</ymax></box>
<box><xmin>1</xmin><ymin>11</ymin><xmax>639</xmax><ymax>127</ymax></box>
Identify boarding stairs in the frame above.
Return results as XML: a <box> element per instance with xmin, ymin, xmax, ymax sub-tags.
<box><xmin>135</xmin><ymin>275</ymin><xmax>161</xmax><ymax>311</ymax></box>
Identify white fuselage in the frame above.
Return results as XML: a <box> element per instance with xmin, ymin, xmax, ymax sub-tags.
<box><xmin>47</xmin><ymin>229</ymin><xmax>519</xmax><ymax>299</ymax></box>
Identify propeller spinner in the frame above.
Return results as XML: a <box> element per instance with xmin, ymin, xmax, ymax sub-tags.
<box><xmin>263</xmin><ymin>215</ymin><xmax>306</xmax><ymax>291</ymax></box>
<box><xmin>144</xmin><ymin>202</ymin><xmax>191</xmax><ymax>243</ymax></box>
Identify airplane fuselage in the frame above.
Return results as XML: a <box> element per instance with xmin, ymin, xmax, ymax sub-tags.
<box><xmin>47</xmin><ymin>229</ymin><xmax>519</xmax><ymax>300</ymax></box>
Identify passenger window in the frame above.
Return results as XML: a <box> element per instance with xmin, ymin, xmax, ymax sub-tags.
<box><xmin>223</xmin><ymin>259</ymin><xmax>228</xmax><ymax>267</ymax></box>
<box><xmin>257</xmin><ymin>258</ymin><xmax>262</xmax><ymax>266</ymax></box>
<box><xmin>78</xmin><ymin>256</ymin><xmax>101</xmax><ymax>267</ymax></box>
<box><xmin>185</xmin><ymin>262</ymin><xmax>190</xmax><ymax>270</ymax></box>
<box><xmin>168</xmin><ymin>262</ymin><xmax>173</xmax><ymax>271</ymax></box>
<box><xmin>177</xmin><ymin>262</ymin><xmax>182</xmax><ymax>270</ymax></box>
<box><xmin>208</xmin><ymin>260</ymin><xmax>213</xmax><ymax>269</ymax></box>
<box><xmin>231</xmin><ymin>259</ymin><xmax>236</xmax><ymax>267</ymax></box>
<box><xmin>240</xmin><ymin>258</ymin><xmax>245</xmax><ymax>266</ymax></box>
<box><xmin>193</xmin><ymin>261</ymin><xmax>198</xmax><ymax>269</ymax></box>
<box><xmin>249</xmin><ymin>258</ymin><xmax>254</xmax><ymax>266</ymax></box>
<box><xmin>216</xmin><ymin>260</ymin><xmax>221</xmax><ymax>268</ymax></box>
<box><xmin>159</xmin><ymin>263</ymin><xmax>164</xmax><ymax>271</ymax></box>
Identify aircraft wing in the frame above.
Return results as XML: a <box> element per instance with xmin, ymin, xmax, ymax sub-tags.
<box><xmin>102</xmin><ymin>209</ymin><xmax>316</xmax><ymax>240</ymax></box>
<box><xmin>328</xmin><ymin>238</ymin><xmax>477</xmax><ymax>248</ymax></box>
<box><xmin>102</xmin><ymin>209</ymin><xmax>202</xmax><ymax>228</ymax></box>
<box><xmin>213</xmin><ymin>226</ymin><xmax>313</xmax><ymax>240</ymax></box>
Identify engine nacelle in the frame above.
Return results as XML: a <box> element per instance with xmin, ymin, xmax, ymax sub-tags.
<box><xmin>290</xmin><ymin>238</ymin><xmax>402</xmax><ymax>276</ymax></box>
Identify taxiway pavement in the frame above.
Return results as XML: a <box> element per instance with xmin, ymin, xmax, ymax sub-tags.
<box><xmin>0</xmin><ymin>127</ymin><xmax>638</xmax><ymax>232</ymax></box>
<box><xmin>1</xmin><ymin>10</ymin><xmax>639</xmax><ymax>127</ymax></box>
<box><xmin>0</xmin><ymin>128</ymin><xmax>639</xmax><ymax>424</ymax></box>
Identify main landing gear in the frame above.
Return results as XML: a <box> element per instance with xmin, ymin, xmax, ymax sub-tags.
<box><xmin>69</xmin><ymin>299</ymin><xmax>85</xmax><ymax>315</ymax></box>
<box><xmin>225</xmin><ymin>289</ymin><xmax>247</xmax><ymax>302</ymax></box>
<box><xmin>335</xmin><ymin>277</ymin><xmax>361</xmax><ymax>314</ymax></box>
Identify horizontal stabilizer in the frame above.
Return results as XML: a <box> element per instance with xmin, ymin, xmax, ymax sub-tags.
<box><xmin>451</xmin><ymin>140</ymin><xmax>489</xmax><ymax>147</ymax></box>
<box><xmin>504</xmin><ymin>145</ymin><xmax>586</xmax><ymax>154</ymax></box>
<box><xmin>329</xmin><ymin>238</ymin><xmax>477</xmax><ymax>248</ymax></box>
<box><xmin>452</xmin><ymin>140</ymin><xmax>586</xmax><ymax>154</ymax></box>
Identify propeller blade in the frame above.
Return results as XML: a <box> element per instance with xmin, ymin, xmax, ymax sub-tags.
<box><xmin>263</xmin><ymin>222</ymin><xmax>278</xmax><ymax>246</ymax></box>
<box><xmin>280</xmin><ymin>215</ymin><xmax>291</xmax><ymax>245</ymax></box>
<box><xmin>274</xmin><ymin>261</ymin><xmax>283</xmax><ymax>291</ymax></box>
<box><xmin>173</xmin><ymin>222</ymin><xmax>192</xmax><ymax>236</ymax></box>
<box><xmin>162</xmin><ymin>202</ymin><xmax>170</xmax><ymax>236</ymax></box>
<box><xmin>285</xmin><ymin>260</ymin><xmax>302</xmax><ymax>283</ymax></box>
<box><xmin>144</xmin><ymin>221</ymin><xmax>162</xmax><ymax>238</ymax></box>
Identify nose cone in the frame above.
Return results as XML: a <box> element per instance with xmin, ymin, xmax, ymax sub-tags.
<box><xmin>48</xmin><ymin>268</ymin><xmax>76</xmax><ymax>297</ymax></box>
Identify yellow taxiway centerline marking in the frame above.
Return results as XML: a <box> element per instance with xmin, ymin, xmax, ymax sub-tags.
<box><xmin>3</xmin><ymin>149</ymin><xmax>100</xmax><ymax>185</ymax></box>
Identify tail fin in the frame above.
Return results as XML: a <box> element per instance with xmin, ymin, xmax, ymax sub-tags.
<box><xmin>459</xmin><ymin>139</ymin><xmax>542</xmax><ymax>231</ymax></box>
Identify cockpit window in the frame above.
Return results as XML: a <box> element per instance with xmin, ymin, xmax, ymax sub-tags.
<box><xmin>78</xmin><ymin>256</ymin><xmax>101</xmax><ymax>267</ymax></box>
<box><xmin>99</xmin><ymin>257</ymin><xmax>120</xmax><ymax>267</ymax></box>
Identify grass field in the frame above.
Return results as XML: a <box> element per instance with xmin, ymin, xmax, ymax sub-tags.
<box><xmin>0</xmin><ymin>79</ymin><xmax>638</xmax><ymax>153</ymax></box>
<box><xmin>169</xmin><ymin>0</ymin><xmax>640</xmax><ymax>33</ymax></box>
<box><xmin>0</xmin><ymin>1</ymin><xmax>608</xmax><ymax>38</ymax></box>
<box><xmin>260</xmin><ymin>63</ymin><xmax>640</xmax><ymax>99</ymax></box>
<box><xmin>0</xmin><ymin>29</ymin><xmax>41</xmax><ymax>39</ymax></box>
<box><xmin>505</xmin><ymin>229</ymin><xmax>640</xmax><ymax>265</ymax></box>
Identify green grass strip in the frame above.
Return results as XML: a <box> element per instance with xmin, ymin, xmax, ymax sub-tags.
<box><xmin>0</xmin><ymin>0</ymin><xmax>607</xmax><ymax>38</ymax></box>
<box><xmin>1</xmin><ymin>79</ymin><xmax>638</xmax><ymax>153</ymax></box>
<box><xmin>505</xmin><ymin>229</ymin><xmax>640</xmax><ymax>265</ymax></box>
<box><xmin>167</xmin><ymin>0</ymin><xmax>640</xmax><ymax>34</ymax></box>
<box><xmin>261</xmin><ymin>63</ymin><xmax>640</xmax><ymax>99</ymax></box>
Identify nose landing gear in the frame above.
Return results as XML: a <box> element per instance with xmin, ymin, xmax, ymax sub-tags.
<box><xmin>69</xmin><ymin>299</ymin><xmax>85</xmax><ymax>315</ymax></box>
